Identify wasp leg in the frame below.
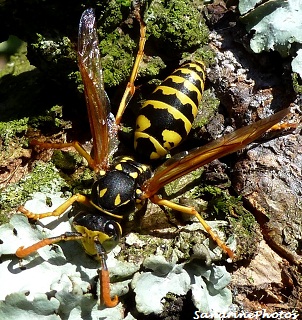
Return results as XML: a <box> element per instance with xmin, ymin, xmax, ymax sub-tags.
<box><xmin>95</xmin><ymin>240</ymin><xmax>119</xmax><ymax>307</ymax></box>
<box><xmin>16</xmin><ymin>231</ymin><xmax>84</xmax><ymax>258</ymax></box>
<box><xmin>31</xmin><ymin>139</ymin><xmax>96</xmax><ymax>170</ymax></box>
<box><xmin>150</xmin><ymin>195</ymin><xmax>235</xmax><ymax>259</ymax></box>
<box><xmin>18</xmin><ymin>194</ymin><xmax>91</xmax><ymax>220</ymax></box>
<box><xmin>115</xmin><ymin>4</ymin><xmax>146</xmax><ymax>125</ymax></box>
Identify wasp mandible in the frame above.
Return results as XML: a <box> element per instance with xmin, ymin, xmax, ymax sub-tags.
<box><xmin>16</xmin><ymin>5</ymin><xmax>291</xmax><ymax>308</ymax></box>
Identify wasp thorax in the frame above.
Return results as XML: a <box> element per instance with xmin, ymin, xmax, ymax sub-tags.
<box><xmin>90</xmin><ymin>157</ymin><xmax>152</xmax><ymax>217</ymax></box>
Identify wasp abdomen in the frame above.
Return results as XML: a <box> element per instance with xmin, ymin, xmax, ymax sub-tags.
<box><xmin>134</xmin><ymin>61</ymin><xmax>206</xmax><ymax>160</ymax></box>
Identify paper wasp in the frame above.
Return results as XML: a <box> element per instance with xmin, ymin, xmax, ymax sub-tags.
<box><xmin>15</xmin><ymin>5</ymin><xmax>291</xmax><ymax>308</ymax></box>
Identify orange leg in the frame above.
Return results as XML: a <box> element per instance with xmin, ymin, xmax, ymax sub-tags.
<box><xmin>18</xmin><ymin>193</ymin><xmax>91</xmax><ymax>220</ymax></box>
<box><xmin>31</xmin><ymin>139</ymin><xmax>96</xmax><ymax>170</ymax></box>
<box><xmin>16</xmin><ymin>232</ymin><xmax>84</xmax><ymax>258</ymax></box>
<box><xmin>115</xmin><ymin>4</ymin><xmax>146</xmax><ymax>125</ymax></box>
<box><xmin>95</xmin><ymin>240</ymin><xmax>119</xmax><ymax>307</ymax></box>
<box><xmin>99</xmin><ymin>269</ymin><xmax>119</xmax><ymax>308</ymax></box>
<box><xmin>150</xmin><ymin>195</ymin><xmax>235</xmax><ymax>260</ymax></box>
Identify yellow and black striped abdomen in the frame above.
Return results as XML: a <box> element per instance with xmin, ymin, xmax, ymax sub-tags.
<box><xmin>134</xmin><ymin>61</ymin><xmax>206</xmax><ymax>160</ymax></box>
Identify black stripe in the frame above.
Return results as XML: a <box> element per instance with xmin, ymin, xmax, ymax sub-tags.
<box><xmin>135</xmin><ymin>137</ymin><xmax>158</xmax><ymax>161</ymax></box>
<box><xmin>146</xmin><ymin>82</ymin><xmax>198</xmax><ymax>122</ymax></box>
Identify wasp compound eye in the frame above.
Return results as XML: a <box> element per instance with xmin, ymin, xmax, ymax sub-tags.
<box><xmin>101</xmin><ymin>220</ymin><xmax>122</xmax><ymax>253</ymax></box>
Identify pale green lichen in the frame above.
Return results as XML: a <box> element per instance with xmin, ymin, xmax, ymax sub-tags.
<box><xmin>240</xmin><ymin>0</ymin><xmax>302</xmax><ymax>78</ymax></box>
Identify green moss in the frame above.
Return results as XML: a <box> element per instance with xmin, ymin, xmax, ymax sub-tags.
<box><xmin>146</xmin><ymin>0</ymin><xmax>209</xmax><ymax>54</ymax></box>
<box><xmin>0</xmin><ymin>212</ymin><xmax>9</xmax><ymax>225</ymax></box>
<box><xmin>229</xmin><ymin>209</ymin><xmax>260</xmax><ymax>260</ymax></box>
<box><xmin>137</xmin><ymin>56</ymin><xmax>166</xmax><ymax>79</ymax></box>
<box><xmin>51</xmin><ymin>150</ymin><xmax>83</xmax><ymax>172</ymax></box>
<box><xmin>100</xmin><ymin>31</ymin><xmax>136</xmax><ymax>87</ymax></box>
<box><xmin>0</xmin><ymin>118</ymin><xmax>29</xmax><ymax>144</ymax></box>
<box><xmin>69</xmin><ymin>167</ymin><xmax>95</xmax><ymax>195</ymax></box>
<box><xmin>164</xmin><ymin>167</ymin><xmax>205</xmax><ymax>198</ymax></box>
<box><xmin>192</xmin><ymin>89</ymin><xmax>220</xmax><ymax>129</ymax></box>
<box><xmin>0</xmin><ymin>161</ymin><xmax>69</xmax><ymax>216</ymax></box>
<box><xmin>96</xmin><ymin>0</ymin><xmax>211</xmax><ymax>88</ymax></box>
<box><xmin>0</xmin><ymin>118</ymin><xmax>30</xmax><ymax>169</ymax></box>
<box><xmin>292</xmin><ymin>73</ymin><xmax>302</xmax><ymax>94</ymax></box>
<box><xmin>195</xmin><ymin>186</ymin><xmax>260</xmax><ymax>260</ymax></box>
<box><xmin>182</xmin><ymin>46</ymin><xmax>216</xmax><ymax>67</ymax></box>
<box><xmin>0</xmin><ymin>41</ymin><xmax>33</xmax><ymax>78</ymax></box>
<box><xmin>97</xmin><ymin>0</ymin><xmax>130</xmax><ymax>38</ymax></box>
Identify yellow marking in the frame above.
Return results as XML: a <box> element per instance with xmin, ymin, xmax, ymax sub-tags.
<box><xmin>134</xmin><ymin>131</ymin><xmax>167</xmax><ymax>159</ymax></box>
<box><xmin>162</xmin><ymin>130</ymin><xmax>182</xmax><ymax>149</ymax></box>
<box><xmin>141</xmin><ymin>100</ymin><xmax>193</xmax><ymax>134</ymax></box>
<box><xmin>73</xmin><ymin>225</ymin><xmax>110</xmax><ymax>256</ymax></box>
<box><xmin>114</xmin><ymin>194</ymin><xmax>121</xmax><ymax>206</ymax></box>
<box><xmin>136</xmin><ymin>114</ymin><xmax>151</xmax><ymax>131</ymax></box>
<box><xmin>135</xmin><ymin>189</ymin><xmax>143</xmax><ymax>203</ymax></box>
<box><xmin>150</xmin><ymin>151</ymin><xmax>163</xmax><ymax>160</ymax></box>
<box><xmin>115</xmin><ymin>164</ymin><xmax>123</xmax><ymax>171</ymax></box>
<box><xmin>99</xmin><ymin>188</ymin><xmax>107</xmax><ymax>198</ymax></box>
<box><xmin>90</xmin><ymin>200</ymin><xmax>123</xmax><ymax>219</ymax></box>
<box><xmin>121</xmin><ymin>156</ymin><xmax>133</xmax><ymax>162</ymax></box>
<box><xmin>99</xmin><ymin>170</ymin><xmax>106</xmax><ymax>176</ymax></box>
<box><xmin>130</xmin><ymin>171</ymin><xmax>138</xmax><ymax>179</ymax></box>
<box><xmin>122</xmin><ymin>199</ymin><xmax>130</xmax><ymax>206</ymax></box>
<box><xmin>141</xmin><ymin>164</ymin><xmax>148</xmax><ymax>171</ymax></box>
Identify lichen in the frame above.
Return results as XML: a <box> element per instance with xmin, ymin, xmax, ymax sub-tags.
<box><xmin>239</xmin><ymin>0</ymin><xmax>302</xmax><ymax>79</ymax></box>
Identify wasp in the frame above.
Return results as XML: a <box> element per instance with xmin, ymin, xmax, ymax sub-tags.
<box><xmin>15</xmin><ymin>6</ymin><xmax>290</xmax><ymax>308</ymax></box>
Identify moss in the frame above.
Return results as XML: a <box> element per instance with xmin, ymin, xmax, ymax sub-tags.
<box><xmin>195</xmin><ymin>185</ymin><xmax>260</xmax><ymax>260</ymax></box>
<box><xmin>229</xmin><ymin>209</ymin><xmax>261</xmax><ymax>260</ymax></box>
<box><xmin>51</xmin><ymin>150</ymin><xmax>83</xmax><ymax>172</ymax></box>
<box><xmin>146</xmin><ymin>0</ymin><xmax>209</xmax><ymax>53</ymax></box>
<box><xmin>69</xmin><ymin>167</ymin><xmax>95</xmax><ymax>195</ymax></box>
<box><xmin>0</xmin><ymin>161</ymin><xmax>69</xmax><ymax>216</ymax></box>
<box><xmin>0</xmin><ymin>212</ymin><xmax>9</xmax><ymax>225</ymax></box>
<box><xmin>164</xmin><ymin>167</ymin><xmax>205</xmax><ymax>199</ymax></box>
<box><xmin>0</xmin><ymin>118</ymin><xmax>29</xmax><ymax>145</ymax></box>
<box><xmin>96</xmin><ymin>0</ymin><xmax>131</xmax><ymax>38</ymax></box>
<box><xmin>182</xmin><ymin>46</ymin><xmax>216</xmax><ymax>67</ymax></box>
<box><xmin>292</xmin><ymin>73</ymin><xmax>302</xmax><ymax>94</ymax></box>
<box><xmin>0</xmin><ymin>41</ymin><xmax>33</xmax><ymax>78</ymax></box>
<box><xmin>192</xmin><ymin>89</ymin><xmax>220</xmax><ymax>129</ymax></box>
<box><xmin>100</xmin><ymin>31</ymin><xmax>137</xmax><ymax>87</ymax></box>
<box><xmin>137</xmin><ymin>56</ymin><xmax>166</xmax><ymax>79</ymax></box>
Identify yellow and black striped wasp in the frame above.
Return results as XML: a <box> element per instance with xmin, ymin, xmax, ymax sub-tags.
<box><xmin>15</xmin><ymin>5</ymin><xmax>291</xmax><ymax>308</ymax></box>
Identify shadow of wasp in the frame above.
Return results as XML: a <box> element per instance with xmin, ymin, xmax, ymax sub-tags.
<box><xmin>15</xmin><ymin>4</ymin><xmax>291</xmax><ymax>308</ymax></box>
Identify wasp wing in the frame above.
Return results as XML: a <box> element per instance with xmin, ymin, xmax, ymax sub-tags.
<box><xmin>142</xmin><ymin>108</ymin><xmax>290</xmax><ymax>198</ymax></box>
<box><xmin>78</xmin><ymin>9</ymin><xmax>117</xmax><ymax>171</ymax></box>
